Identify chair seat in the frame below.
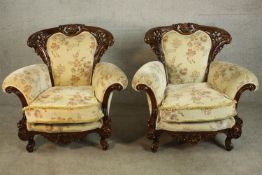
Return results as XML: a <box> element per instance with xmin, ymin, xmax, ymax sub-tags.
<box><xmin>158</xmin><ymin>83</ymin><xmax>237</xmax><ymax>123</ymax></box>
<box><xmin>156</xmin><ymin>117</ymin><xmax>235</xmax><ymax>132</ymax></box>
<box><xmin>27</xmin><ymin>121</ymin><xmax>102</xmax><ymax>133</ymax></box>
<box><xmin>24</xmin><ymin>86</ymin><xmax>104</xmax><ymax>124</ymax></box>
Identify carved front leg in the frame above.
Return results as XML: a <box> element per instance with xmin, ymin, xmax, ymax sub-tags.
<box><xmin>26</xmin><ymin>134</ymin><xmax>35</xmax><ymax>153</ymax></box>
<box><xmin>151</xmin><ymin>131</ymin><xmax>161</xmax><ymax>152</ymax></box>
<box><xmin>17</xmin><ymin>114</ymin><xmax>29</xmax><ymax>141</ymax></box>
<box><xmin>225</xmin><ymin>116</ymin><xmax>243</xmax><ymax>151</ymax></box>
<box><xmin>99</xmin><ymin>117</ymin><xmax>112</xmax><ymax>150</ymax></box>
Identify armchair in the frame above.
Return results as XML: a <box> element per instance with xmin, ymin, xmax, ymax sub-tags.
<box><xmin>132</xmin><ymin>23</ymin><xmax>258</xmax><ymax>152</ymax></box>
<box><xmin>2</xmin><ymin>24</ymin><xmax>128</xmax><ymax>152</ymax></box>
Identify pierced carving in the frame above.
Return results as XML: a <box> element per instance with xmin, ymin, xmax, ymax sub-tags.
<box><xmin>27</xmin><ymin>24</ymin><xmax>114</xmax><ymax>86</ymax></box>
<box><xmin>139</xmin><ymin>25</ymin><xmax>256</xmax><ymax>151</ymax></box>
<box><xmin>144</xmin><ymin>23</ymin><xmax>232</xmax><ymax>80</ymax></box>
<box><xmin>5</xmin><ymin>25</ymin><xmax>119</xmax><ymax>152</ymax></box>
<box><xmin>58</xmin><ymin>24</ymin><xmax>84</xmax><ymax>36</ymax></box>
<box><xmin>172</xmin><ymin>23</ymin><xmax>199</xmax><ymax>34</ymax></box>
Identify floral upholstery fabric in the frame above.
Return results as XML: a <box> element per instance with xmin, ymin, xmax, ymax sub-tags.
<box><xmin>47</xmin><ymin>31</ymin><xmax>97</xmax><ymax>86</ymax></box>
<box><xmin>92</xmin><ymin>62</ymin><xmax>128</xmax><ymax>103</ymax></box>
<box><xmin>132</xmin><ymin>61</ymin><xmax>167</xmax><ymax>106</ymax></box>
<box><xmin>24</xmin><ymin>86</ymin><xmax>104</xmax><ymax>124</ymax></box>
<box><xmin>156</xmin><ymin>117</ymin><xmax>235</xmax><ymax>132</ymax></box>
<box><xmin>159</xmin><ymin>83</ymin><xmax>237</xmax><ymax>122</ymax></box>
<box><xmin>27</xmin><ymin>121</ymin><xmax>102</xmax><ymax>133</ymax></box>
<box><xmin>162</xmin><ymin>30</ymin><xmax>211</xmax><ymax>84</ymax></box>
<box><xmin>208</xmin><ymin>61</ymin><xmax>259</xmax><ymax>99</ymax></box>
<box><xmin>2</xmin><ymin>64</ymin><xmax>51</xmax><ymax>104</ymax></box>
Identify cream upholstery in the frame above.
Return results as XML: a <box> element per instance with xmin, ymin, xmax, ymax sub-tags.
<box><xmin>162</xmin><ymin>30</ymin><xmax>211</xmax><ymax>84</ymax></box>
<box><xmin>47</xmin><ymin>31</ymin><xmax>97</xmax><ymax>86</ymax></box>
<box><xmin>3</xmin><ymin>32</ymin><xmax>128</xmax><ymax>134</ymax></box>
<box><xmin>132</xmin><ymin>61</ymin><xmax>167</xmax><ymax>106</ymax></box>
<box><xmin>24</xmin><ymin>86</ymin><xmax>104</xmax><ymax>124</ymax></box>
<box><xmin>159</xmin><ymin>83</ymin><xmax>237</xmax><ymax>123</ymax></box>
<box><xmin>2</xmin><ymin>64</ymin><xmax>52</xmax><ymax>104</ymax></box>
<box><xmin>27</xmin><ymin>121</ymin><xmax>102</xmax><ymax>133</ymax></box>
<box><xmin>156</xmin><ymin>117</ymin><xmax>235</xmax><ymax>132</ymax></box>
<box><xmin>132</xmin><ymin>29</ymin><xmax>259</xmax><ymax>134</ymax></box>
<box><xmin>92</xmin><ymin>62</ymin><xmax>128</xmax><ymax>103</ymax></box>
<box><xmin>208</xmin><ymin>61</ymin><xmax>259</xmax><ymax>99</ymax></box>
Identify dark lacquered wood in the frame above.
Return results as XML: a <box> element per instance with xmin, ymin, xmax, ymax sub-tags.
<box><xmin>138</xmin><ymin>23</ymin><xmax>255</xmax><ymax>152</ymax></box>
<box><xmin>5</xmin><ymin>24</ymin><xmax>122</xmax><ymax>152</ymax></box>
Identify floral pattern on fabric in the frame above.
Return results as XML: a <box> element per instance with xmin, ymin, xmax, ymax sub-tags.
<box><xmin>24</xmin><ymin>86</ymin><xmax>104</xmax><ymax>124</ymax></box>
<box><xmin>162</xmin><ymin>30</ymin><xmax>212</xmax><ymax>84</ymax></box>
<box><xmin>2</xmin><ymin>64</ymin><xmax>51</xmax><ymax>104</ymax></box>
<box><xmin>158</xmin><ymin>83</ymin><xmax>237</xmax><ymax>122</ymax></box>
<box><xmin>156</xmin><ymin>117</ymin><xmax>235</xmax><ymax>132</ymax></box>
<box><xmin>208</xmin><ymin>61</ymin><xmax>259</xmax><ymax>99</ymax></box>
<box><xmin>47</xmin><ymin>31</ymin><xmax>97</xmax><ymax>86</ymax></box>
<box><xmin>27</xmin><ymin>121</ymin><xmax>102</xmax><ymax>133</ymax></box>
<box><xmin>92</xmin><ymin>62</ymin><xmax>128</xmax><ymax>103</ymax></box>
<box><xmin>132</xmin><ymin>61</ymin><xmax>167</xmax><ymax>106</ymax></box>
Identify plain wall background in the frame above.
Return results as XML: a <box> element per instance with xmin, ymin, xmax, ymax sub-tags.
<box><xmin>0</xmin><ymin>0</ymin><xmax>261</xmax><ymax>108</ymax></box>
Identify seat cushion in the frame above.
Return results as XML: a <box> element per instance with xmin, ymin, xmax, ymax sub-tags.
<box><xmin>159</xmin><ymin>83</ymin><xmax>237</xmax><ymax>122</ymax></box>
<box><xmin>156</xmin><ymin>117</ymin><xmax>235</xmax><ymax>132</ymax></box>
<box><xmin>24</xmin><ymin>86</ymin><xmax>104</xmax><ymax>124</ymax></box>
<box><xmin>27</xmin><ymin>121</ymin><xmax>102</xmax><ymax>133</ymax></box>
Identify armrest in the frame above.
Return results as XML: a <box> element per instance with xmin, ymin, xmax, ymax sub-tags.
<box><xmin>208</xmin><ymin>61</ymin><xmax>259</xmax><ymax>100</ymax></box>
<box><xmin>2</xmin><ymin>64</ymin><xmax>52</xmax><ymax>105</ymax></box>
<box><xmin>132</xmin><ymin>61</ymin><xmax>167</xmax><ymax>107</ymax></box>
<box><xmin>92</xmin><ymin>62</ymin><xmax>128</xmax><ymax>103</ymax></box>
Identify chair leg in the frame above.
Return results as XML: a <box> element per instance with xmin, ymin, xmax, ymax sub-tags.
<box><xmin>26</xmin><ymin>134</ymin><xmax>35</xmax><ymax>153</ymax></box>
<box><xmin>99</xmin><ymin>118</ymin><xmax>112</xmax><ymax>151</ymax></box>
<box><xmin>100</xmin><ymin>137</ymin><xmax>109</xmax><ymax>150</ymax></box>
<box><xmin>225</xmin><ymin>136</ymin><xmax>233</xmax><ymax>151</ymax></box>
<box><xmin>224</xmin><ymin>115</ymin><xmax>243</xmax><ymax>151</ymax></box>
<box><xmin>151</xmin><ymin>131</ymin><xmax>161</xmax><ymax>153</ymax></box>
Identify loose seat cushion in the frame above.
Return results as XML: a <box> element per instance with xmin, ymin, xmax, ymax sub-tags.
<box><xmin>159</xmin><ymin>83</ymin><xmax>237</xmax><ymax>123</ymax></box>
<box><xmin>24</xmin><ymin>86</ymin><xmax>104</xmax><ymax>124</ymax></box>
<box><xmin>156</xmin><ymin>117</ymin><xmax>235</xmax><ymax>132</ymax></box>
<box><xmin>27</xmin><ymin>121</ymin><xmax>102</xmax><ymax>133</ymax></box>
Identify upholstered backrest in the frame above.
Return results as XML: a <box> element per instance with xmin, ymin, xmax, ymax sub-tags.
<box><xmin>145</xmin><ymin>23</ymin><xmax>232</xmax><ymax>85</ymax></box>
<box><xmin>27</xmin><ymin>24</ymin><xmax>114</xmax><ymax>86</ymax></box>
<box><xmin>162</xmin><ymin>30</ymin><xmax>212</xmax><ymax>84</ymax></box>
<box><xmin>47</xmin><ymin>32</ymin><xmax>97</xmax><ymax>86</ymax></box>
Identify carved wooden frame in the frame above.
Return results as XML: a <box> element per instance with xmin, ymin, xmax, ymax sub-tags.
<box><xmin>139</xmin><ymin>23</ymin><xmax>256</xmax><ymax>152</ymax></box>
<box><xmin>5</xmin><ymin>24</ymin><xmax>123</xmax><ymax>152</ymax></box>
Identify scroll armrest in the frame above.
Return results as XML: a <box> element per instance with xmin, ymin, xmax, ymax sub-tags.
<box><xmin>92</xmin><ymin>62</ymin><xmax>128</xmax><ymax>105</ymax></box>
<box><xmin>208</xmin><ymin>61</ymin><xmax>259</xmax><ymax>100</ymax></box>
<box><xmin>2</xmin><ymin>64</ymin><xmax>52</xmax><ymax>105</ymax></box>
<box><xmin>132</xmin><ymin>61</ymin><xmax>167</xmax><ymax>108</ymax></box>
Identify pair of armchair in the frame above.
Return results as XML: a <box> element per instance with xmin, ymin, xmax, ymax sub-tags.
<box><xmin>2</xmin><ymin>24</ymin><xmax>258</xmax><ymax>153</ymax></box>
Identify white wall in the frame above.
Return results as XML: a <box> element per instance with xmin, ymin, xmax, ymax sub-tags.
<box><xmin>0</xmin><ymin>0</ymin><xmax>261</xmax><ymax>107</ymax></box>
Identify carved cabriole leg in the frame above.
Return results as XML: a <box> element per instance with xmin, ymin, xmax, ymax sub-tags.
<box><xmin>225</xmin><ymin>115</ymin><xmax>243</xmax><ymax>151</ymax></box>
<box><xmin>26</xmin><ymin>133</ymin><xmax>35</xmax><ymax>153</ymax></box>
<box><xmin>99</xmin><ymin>117</ymin><xmax>112</xmax><ymax>150</ymax></box>
<box><xmin>17</xmin><ymin>113</ymin><xmax>29</xmax><ymax>141</ymax></box>
<box><xmin>151</xmin><ymin>131</ymin><xmax>161</xmax><ymax>152</ymax></box>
